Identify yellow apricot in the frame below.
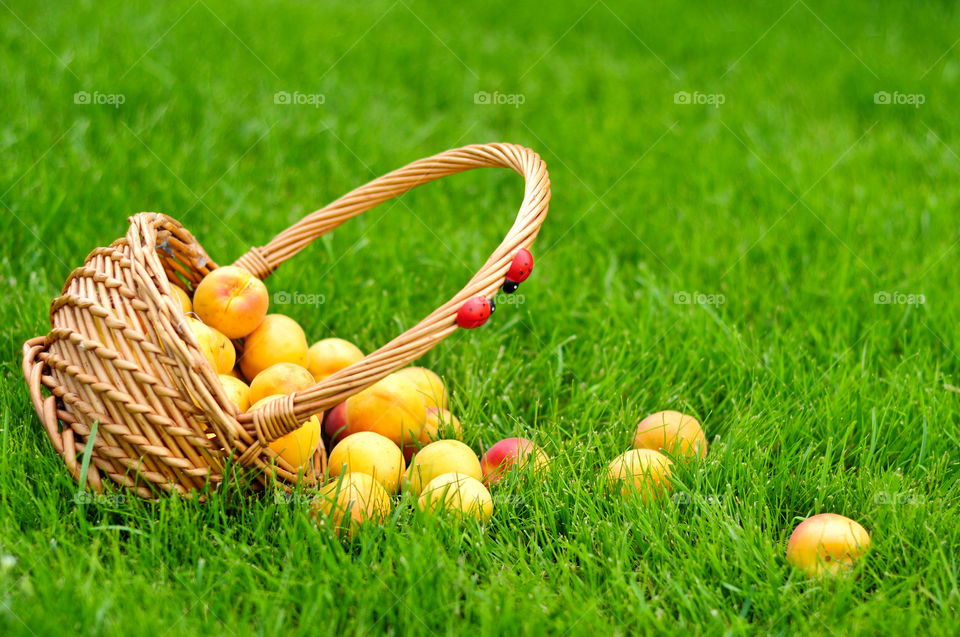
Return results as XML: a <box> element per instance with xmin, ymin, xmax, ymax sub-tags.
<box><xmin>328</xmin><ymin>432</ymin><xmax>406</xmax><ymax>493</ymax></box>
<box><xmin>342</xmin><ymin>373</ymin><xmax>426</xmax><ymax>450</ymax></box>
<box><xmin>787</xmin><ymin>513</ymin><xmax>871</xmax><ymax>577</ymax></box>
<box><xmin>395</xmin><ymin>367</ymin><xmax>448</xmax><ymax>410</ymax></box>
<box><xmin>239</xmin><ymin>314</ymin><xmax>309</xmax><ymax>380</ymax></box>
<box><xmin>307</xmin><ymin>338</ymin><xmax>364</xmax><ymax>382</ymax></box>
<box><xmin>170</xmin><ymin>285</ymin><xmax>192</xmax><ymax>314</ymax></box>
<box><xmin>418</xmin><ymin>408</ymin><xmax>462</xmax><ymax>446</ymax></box>
<box><xmin>607</xmin><ymin>449</ymin><xmax>672</xmax><ymax>502</ymax></box>
<box><xmin>183</xmin><ymin>317</ymin><xmax>219</xmax><ymax>371</ymax></box>
<box><xmin>248</xmin><ymin>362</ymin><xmax>315</xmax><ymax>405</ymax></box>
<box><xmin>405</xmin><ymin>439</ymin><xmax>481</xmax><ymax>495</ymax></box>
<box><xmin>418</xmin><ymin>472</ymin><xmax>493</xmax><ymax>523</ymax></box>
<box><xmin>248</xmin><ymin>394</ymin><xmax>322</xmax><ymax>471</ymax></box>
<box><xmin>193</xmin><ymin>266</ymin><xmax>269</xmax><ymax>339</ymax></box>
<box><xmin>312</xmin><ymin>472</ymin><xmax>391</xmax><ymax>537</ymax></box>
<box><xmin>218</xmin><ymin>374</ymin><xmax>251</xmax><ymax>411</ymax></box>
<box><xmin>208</xmin><ymin>326</ymin><xmax>236</xmax><ymax>374</ymax></box>
<box><xmin>633</xmin><ymin>410</ymin><xmax>707</xmax><ymax>460</ymax></box>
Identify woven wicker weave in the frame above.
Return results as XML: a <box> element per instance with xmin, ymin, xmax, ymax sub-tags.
<box><xmin>21</xmin><ymin>143</ymin><xmax>551</xmax><ymax>499</ymax></box>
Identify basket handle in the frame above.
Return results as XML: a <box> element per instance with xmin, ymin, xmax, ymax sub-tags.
<box><xmin>232</xmin><ymin>143</ymin><xmax>550</xmax><ymax>445</ymax></box>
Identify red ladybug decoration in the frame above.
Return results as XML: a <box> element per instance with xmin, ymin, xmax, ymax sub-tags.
<box><xmin>456</xmin><ymin>296</ymin><xmax>494</xmax><ymax>328</ymax></box>
<box><xmin>502</xmin><ymin>248</ymin><xmax>534</xmax><ymax>293</ymax></box>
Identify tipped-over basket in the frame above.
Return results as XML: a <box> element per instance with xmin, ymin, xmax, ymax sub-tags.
<box><xmin>21</xmin><ymin>143</ymin><xmax>551</xmax><ymax>500</ymax></box>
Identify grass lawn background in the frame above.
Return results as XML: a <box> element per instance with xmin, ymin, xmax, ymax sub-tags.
<box><xmin>2</xmin><ymin>0</ymin><xmax>960</xmax><ymax>634</ymax></box>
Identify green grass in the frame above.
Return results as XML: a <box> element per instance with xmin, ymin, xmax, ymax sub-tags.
<box><xmin>2</xmin><ymin>0</ymin><xmax>960</xmax><ymax>634</ymax></box>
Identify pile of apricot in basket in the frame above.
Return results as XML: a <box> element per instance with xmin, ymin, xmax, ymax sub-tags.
<box><xmin>177</xmin><ymin>265</ymin><xmax>549</xmax><ymax>536</ymax></box>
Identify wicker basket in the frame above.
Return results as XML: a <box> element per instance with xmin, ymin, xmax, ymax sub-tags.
<box><xmin>20</xmin><ymin>143</ymin><xmax>551</xmax><ymax>500</ymax></box>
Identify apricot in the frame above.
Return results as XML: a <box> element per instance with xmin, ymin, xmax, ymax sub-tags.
<box><xmin>239</xmin><ymin>314</ymin><xmax>309</xmax><ymax>380</ymax></box>
<box><xmin>248</xmin><ymin>395</ymin><xmax>284</xmax><ymax>412</ymax></box>
<box><xmin>313</xmin><ymin>472</ymin><xmax>391</xmax><ymax>537</ymax></box>
<box><xmin>208</xmin><ymin>326</ymin><xmax>236</xmax><ymax>374</ymax></box>
<box><xmin>633</xmin><ymin>410</ymin><xmax>707</xmax><ymax>460</ymax></box>
<box><xmin>218</xmin><ymin>374</ymin><xmax>251</xmax><ymax>411</ymax></box>
<box><xmin>248</xmin><ymin>362</ymin><xmax>315</xmax><ymax>405</ymax></box>
<box><xmin>395</xmin><ymin>367</ymin><xmax>447</xmax><ymax>410</ymax></box>
<box><xmin>480</xmin><ymin>437</ymin><xmax>550</xmax><ymax>486</ymax></box>
<box><xmin>328</xmin><ymin>432</ymin><xmax>406</xmax><ymax>493</ymax></box>
<box><xmin>405</xmin><ymin>407</ymin><xmax>461</xmax><ymax>462</ymax></box>
<box><xmin>248</xmin><ymin>394</ymin><xmax>322</xmax><ymax>471</ymax></box>
<box><xmin>170</xmin><ymin>285</ymin><xmax>192</xmax><ymax>314</ymax></box>
<box><xmin>405</xmin><ymin>439</ymin><xmax>482</xmax><ymax>495</ymax></box>
<box><xmin>307</xmin><ymin>338</ymin><xmax>364</xmax><ymax>382</ymax></box>
<box><xmin>192</xmin><ymin>265</ymin><xmax>268</xmax><ymax>339</ymax></box>
<box><xmin>418</xmin><ymin>408</ymin><xmax>462</xmax><ymax>446</ymax></box>
<box><xmin>418</xmin><ymin>472</ymin><xmax>493</xmax><ymax>523</ymax></box>
<box><xmin>183</xmin><ymin>317</ymin><xmax>219</xmax><ymax>371</ymax></box>
<box><xmin>270</xmin><ymin>414</ymin><xmax>322</xmax><ymax>470</ymax></box>
<box><xmin>340</xmin><ymin>373</ymin><xmax>427</xmax><ymax>450</ymax></box>
<box><xmin>323</xmin><ymin>403</ymin><xmax>349</xmax><ymax>447</ymax></box>
<box><xmin>607</xmin><ymin>448</ymin><xmax>672</xmax><ymax>501</ymax></box>
<box><xmin>787</xmin><ymin>513</ymin><xmax>871</xmax><ymax>577</ymax></box>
